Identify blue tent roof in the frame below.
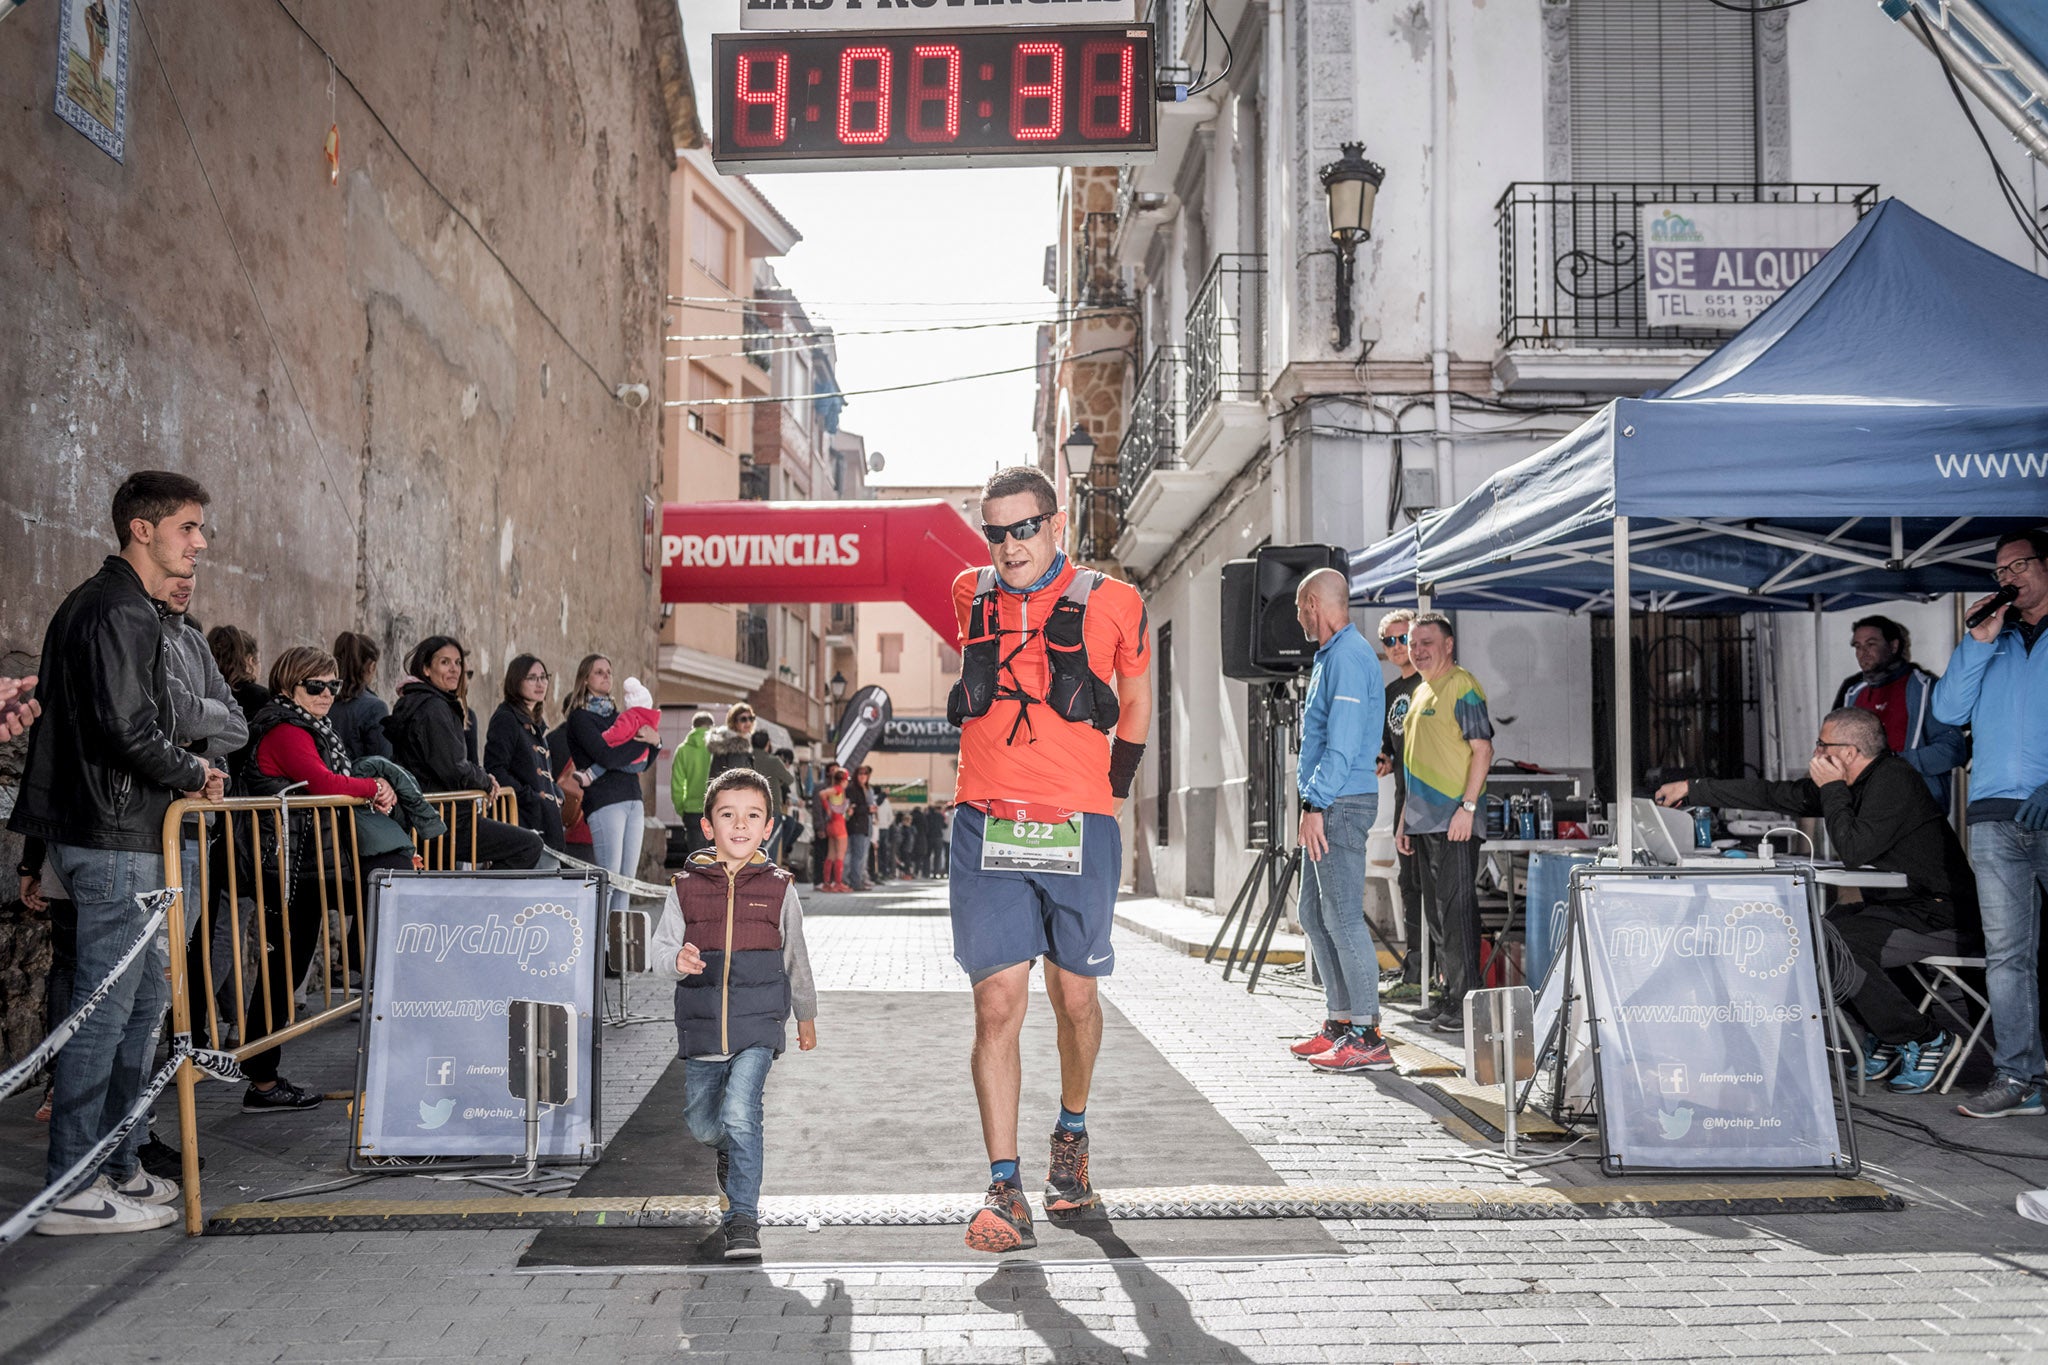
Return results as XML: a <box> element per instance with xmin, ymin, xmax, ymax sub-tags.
<box><xmin>1354</xmin><ymin>200</ymin><xmax>2048</xmax><ymax>613</ymax></box>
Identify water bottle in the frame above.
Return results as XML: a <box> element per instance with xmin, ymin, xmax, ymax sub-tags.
<box><xmin>1515</xmin><ymin>794</ymin><xmax>1536</xmax><ymax>841</ymax></box>
<box><xmin>1691</xmin><ymin>806</ymin><xmax>1713</xmax><ymax>849</ymax></box>
<box><xmin>1536</xmin><ymin>790</ymin><xmax>1555</xmax><ymax>840</ymax></box>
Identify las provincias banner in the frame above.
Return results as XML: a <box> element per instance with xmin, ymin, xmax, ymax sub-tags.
<box><xmin>660</xmin><ymin>500</ymin><xmax>986</xmax><ymax>642</ymax></box>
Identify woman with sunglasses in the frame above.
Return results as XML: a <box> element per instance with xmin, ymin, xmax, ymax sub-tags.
<box><xmin>385</xmin><ymin>635</ymin><xmax>545</xmax><ymax>870</ymax></box>
<box><xmin>485</xmin><ymin>654</ymin><xmax>567</xmax><ymax>854</ymax></box>
<box><xmin>239</xmin><ymin>646</ymin><xmax>408</xmax><ymax>1113</ymax></box>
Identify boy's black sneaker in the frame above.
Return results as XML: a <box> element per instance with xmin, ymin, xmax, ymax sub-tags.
<box><xmin>1044</xmin><ymin>1129</ymin><xmax>1098</xmax><ymax>1212</ymax></box>
<box><xmin>138</xmin><ymin>1134</ymin><xmax>201</xmax><ymax>1177</ymax></box>
<box><xmin>965</xmin><ymin>1180</ymin><xmax>1036</xmax><ymax>1253</ymax></box>
<box><xmin>723</xmin><ymin>1215</ymin><xmax>762</xmax><ymax>1261</ymax></box>
<box><xmin>241</xmin><ymin>1079</ymin><xmax>322</xmax><ymax>1113</ymax></box>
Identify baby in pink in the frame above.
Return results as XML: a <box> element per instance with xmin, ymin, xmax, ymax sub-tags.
<box><xmin>603</xmin><ymin>677</ymin><xmax>661</xmax><ymax>747</ymax></box>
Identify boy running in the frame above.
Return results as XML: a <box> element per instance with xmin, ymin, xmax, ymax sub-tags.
<box><xmin>652</xmin><ymin>767</ymin><xmax>818</xmax><ymax>1261</ymax></box>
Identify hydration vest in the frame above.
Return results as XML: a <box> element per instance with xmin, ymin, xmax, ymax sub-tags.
<box><xmin>947</xmin><ymin>566</ymin><xmax>1121</xmax><ymax>743</ymax></box>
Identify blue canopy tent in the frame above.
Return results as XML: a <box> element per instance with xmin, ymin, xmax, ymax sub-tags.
<box><xmin>1348</xmin><ymin>198</ymin><xmax>2048</xmax><ymax>852</ymax></box>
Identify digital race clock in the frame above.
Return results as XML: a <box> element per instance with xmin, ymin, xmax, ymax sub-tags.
<box><xmin>711</xmin><ymin>26</ymin><xmax>1157</xmax><ymax>172</ymax></box>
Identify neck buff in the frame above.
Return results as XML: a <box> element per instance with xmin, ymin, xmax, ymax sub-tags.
<box><xmin>997</xmin><ymin>550</ymin><xmax>1068</xmax><ymax>597</ymax></box>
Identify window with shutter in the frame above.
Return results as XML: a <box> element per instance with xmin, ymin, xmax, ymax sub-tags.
<box><xmin>1569</xmin><ymin>0</ymin><xmax>1756</xmax><ymax>183</ymax></box>
<box><xmin>688</xmin><ymin>363</ymin><xmax>728</xmax><ymax>445</ymax></box>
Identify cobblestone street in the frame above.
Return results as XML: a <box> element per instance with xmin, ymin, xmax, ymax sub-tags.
<box><xmin>3</xmin><ymin>882</ymin><xmax>2048</xmax><ymax>1363</ymax></box>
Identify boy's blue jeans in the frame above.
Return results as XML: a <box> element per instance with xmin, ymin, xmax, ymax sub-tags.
<box><xmin>684</xmin><ymin>1045</ymin><xmax>774</xmax><ymax>1221</ymax></box>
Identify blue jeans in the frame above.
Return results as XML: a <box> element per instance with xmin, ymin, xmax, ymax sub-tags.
<box><xmin>587</xmin><ymin>800</ymin><xmax>645</xmax><ymax>916</ymax></box>
<box><xmin>1972</xmin><ymin>821</ymin><xmax>2048</xmax><ymax>1084</ymax></box>
<box><xmin>845</xmin><ymin>832</ymin><xmax>871</xmax><ymax>889</ymax></box>
<box><xmin>1295</xmin><ymin>794</ymin><xmax>1382</xmax><ymax>1022</ymax></box>
<box><xmin>683</xmin><ymin>1045</ymin><xmax>774</xmax><ymax>1221</ymax></box>
<box><xmin>45</xmin><ymin>845</ymin><xmax>170</xmax><ymax>1190</ymax></box>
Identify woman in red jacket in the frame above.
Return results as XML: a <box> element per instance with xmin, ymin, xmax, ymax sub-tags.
<box><xmin>239</xmin><ymin>646</ymin><xmax>404</xmax><ymax>1114</ymax></box>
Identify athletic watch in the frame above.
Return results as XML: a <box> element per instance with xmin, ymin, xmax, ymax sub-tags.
<box><xmin>1299</xmin><ymin>799</ymin><xmax>1323</xmax><ymax>815</ymax></box>
<box><xmin>1459</xmin><ymin>799</ymin><xmax>1479</xmax><ymax>813</ymax></box>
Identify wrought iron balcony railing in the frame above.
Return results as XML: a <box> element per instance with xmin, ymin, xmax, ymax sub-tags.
<box><xmin>1496</xmin><ymin>182</ymin><xmax>1878</xmax><ymax>349</ymax></box>
<box><xmin>1118</xmin><ymin>345</ymin><xmax>1185</xmax><ymax>511</ymax></box>
<box><xmin>736</xmin><ymin>609</ymin><xmax>771</xmax><ymax>670</ymax></box>
<box><xmin>738</xmin><ymin>464</ymin><xmax>769</xmax><ymax>501</ymax></box>
<box><xmin>741</xmin><ymin>305</ymin><xmax>773</xmax><ymax>372</ymax></box>
<box><xmin>1185</xmin><ymin>253</ymin><xmax>1264</xmax><ymax>426</ymax></box>
<box><xmin>1073</xmin><ymin>480</ymin><xmax>1121</xmax><ymax>562</ymax></box>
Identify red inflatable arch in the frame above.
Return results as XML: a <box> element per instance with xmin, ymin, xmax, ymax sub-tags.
<box><xmin>660</xmin><ymin>500</ymin><xmax>988</xmax><ymax>640</ymax></box>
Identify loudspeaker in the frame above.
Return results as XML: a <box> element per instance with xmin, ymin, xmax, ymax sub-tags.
<box><xmin>1221</xmin><ymin>559</ymin><xmax>1292</xmax><ymax>681</ymax></box>
<box><xmin>1251</xmin><ymin>543</ymin><xmax>1348</xmax><ymax>671</ymax></box>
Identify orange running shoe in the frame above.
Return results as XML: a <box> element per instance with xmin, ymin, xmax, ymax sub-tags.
<box><xmin>965</xmin><ymin>1180</ymin><xmax>1036</xmax><ymax>1252</ymax></box>
<box><xmin>1043</xmin><ymin>1128</ymin><xmax>1099</xmax><ymax>1212</ymax></box>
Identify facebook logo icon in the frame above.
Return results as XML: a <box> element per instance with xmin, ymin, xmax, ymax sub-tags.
<box><xmin>426</xmin><ymin>1057</ymin><xmax>456</xmax><ymax>1087</ymax></box>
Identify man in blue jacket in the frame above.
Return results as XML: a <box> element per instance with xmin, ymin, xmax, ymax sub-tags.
<box><xmin>1934</xmin><ymin>528</ymin><xmax>2048</xmax><ymax>1120</ymax></box>
<box><xmin>1285</xmin><ymin>568</ymin><xmax>1394</xmax><ymax>1074</ymax></box>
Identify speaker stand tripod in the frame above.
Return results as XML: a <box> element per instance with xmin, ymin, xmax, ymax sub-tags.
<box><xmin>1204</xmin><ymin>680</ymin><xmax>1305</xmax><ymax>994</ymax></box>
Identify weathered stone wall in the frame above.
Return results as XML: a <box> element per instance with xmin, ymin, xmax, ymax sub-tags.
<box><xmin>0</xmin><ymin>0</ymin><xmax>685</xmax><ymax>1063</ymax></box>
<box><xmin>0</xmin><ymin>0</ymin><xmax>675</xmax><ymax>687</ymax></box>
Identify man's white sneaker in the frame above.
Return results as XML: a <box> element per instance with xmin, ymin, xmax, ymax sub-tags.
<box><xmin>113</xmin><ymin>1169</ymin><xmax>182</xmax><ymax>1206</ymax></box>
<box><xmin>34</xmin><ymin>1176</ymin><xmax>178</xmax><ymax>1235</ymax></box>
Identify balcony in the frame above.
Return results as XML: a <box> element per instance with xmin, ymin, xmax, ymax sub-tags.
<box><xmin>736</xmin><ymin>609</ymin><xmax>770</xmax><ymax>670</ymax></box>
<box><xmin>738</xmin><ymin>464</ymin><xmax>769</xmax><ymax>501</ymax></box>
<box><xmin>746</xmin><ymin>676</ymin><xmax>827</xmax><ymax>743</ymax></box>
<box><xmin>825</xmin><ymin>602</ymin><xmax>857</xmax><ymax>645</ymax></box>
<box><xmin>1494</xmin><ymin>182</ymin><xmax>1878</xmax><ymax>395</ymax></box>
<box><xmin>1182</xmin><ymin>254</ymin><xmax>1266</xmax><ymax>480</ymax></box>
<box><xmin>741</xmin><ymin>306</ymin><xmax>773</xmax><ymax>373</ymax></box>
<box><xmin>1112</xmin><ymin>345</ymin><xmax>1210</xmax><ymax>575</ymax></box>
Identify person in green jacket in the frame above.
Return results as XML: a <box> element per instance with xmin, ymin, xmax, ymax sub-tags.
<box><xmin>669</xmin><ymin>711</ymin><xmax>715</xmax><ymax>858</ymax></box>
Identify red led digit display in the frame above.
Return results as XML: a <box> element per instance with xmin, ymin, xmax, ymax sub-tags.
<box><xmin>712</xmin><ymin>25</ymin><xmax>1156</xmax><ymax>171</ymax></box>
<box><xmin>906</xmin><ymin>44</ymin><xmax>962</xmax><ymax>144</ymax></box>
<box><xmin>732</xmin><ymin>49</ymin><xmax>789</xmax><ymax>148</ymax></box>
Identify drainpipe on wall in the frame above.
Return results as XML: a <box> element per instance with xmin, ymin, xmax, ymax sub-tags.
<box><xmin>1429</xmin><ymin>0</ymin><xmax>1452</xmax><ymax>506</ymax></box>
<box><xmin>1266</xmin><ymin>0</ymin><xmax>1291</xmax><ymax>543</ymax></box>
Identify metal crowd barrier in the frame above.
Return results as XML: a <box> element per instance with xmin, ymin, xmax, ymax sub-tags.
<box><xmin>161</xmin><ymin>788</ymin><xmax>496</xmax><ymax>1234</ymax></box>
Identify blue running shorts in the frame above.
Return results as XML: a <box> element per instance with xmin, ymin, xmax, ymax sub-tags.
<box><xmin>948</xmin><ymin>806</ymin><xmax>1123</xmax><ymax>983</ymax></box>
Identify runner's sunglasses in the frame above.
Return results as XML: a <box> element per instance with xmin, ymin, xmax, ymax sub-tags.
<box><xmin>981</xmin><ymin>514</ymin><xmax>1051</xmax><ymax>544</ymax></box>
<box><xmin>1381</xmin><ymin>632</ymin><xmax>1410</xmax><ymax>647</ymax></box>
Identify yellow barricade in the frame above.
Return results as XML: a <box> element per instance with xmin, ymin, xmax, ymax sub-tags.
<box><xmin>162</xmin><ymin>788</ymin><xmax>493</xmax><ymax>1234</ymax></box>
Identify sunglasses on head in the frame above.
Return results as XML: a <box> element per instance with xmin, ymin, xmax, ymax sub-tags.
<box><xmin>1381</xmin><ymin>633</ymin><xmax>1410</xmax><ymax>647</ymax></box>
<box><xmin>299</xmin><ymin>678</ymin><xmax>342</xmax><ymax>696</ymax></box>
<box><xmin>981</xmin><ymin>514</ymin><xmax>1049</xmax><ymax>545</ymax></box>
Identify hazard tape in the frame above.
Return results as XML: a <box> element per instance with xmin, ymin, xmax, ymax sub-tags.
<box><xmin>551</xmin><ymin>849</ymin><xmax>671</xmax><ymax>902</ymax></box>
<box><xmin>0</xmin><ymin>890</ymin><xmax>174</xmax><ymax>1103</ymax></box>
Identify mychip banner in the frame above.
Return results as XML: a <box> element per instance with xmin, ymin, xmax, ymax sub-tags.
<box><xmin>353</xmin><ymin>871</ymin><xmax>606</xmax><ymax>1167</ymax></box>
<box><xmin>1575</xmin><ymin>867</ymin><xmax>1851</xmax><ymax>1174</ymax></box>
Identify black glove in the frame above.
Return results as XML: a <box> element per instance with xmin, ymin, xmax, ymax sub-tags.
<box><xmin>1108</xmin><ymin>737</ymin><xmax>1146</xmax><ymax>800</ymax></box>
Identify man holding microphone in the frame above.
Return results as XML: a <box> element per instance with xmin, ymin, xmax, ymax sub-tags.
<box><xmin>1286</xmin><ymin>570</ymin><xmax>1395</xmax><ymax>1073</ymax></box>
<box><xmin>1934</xmin><ymin>528</ymin><xmax>2048</xmax><ymax>1120</ymax></box>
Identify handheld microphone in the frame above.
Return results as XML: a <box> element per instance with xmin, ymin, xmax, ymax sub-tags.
<box><xmin>1967</xmin><ymin>583</ymin><xmax>2019</xmax><ymax>630</ymax></box>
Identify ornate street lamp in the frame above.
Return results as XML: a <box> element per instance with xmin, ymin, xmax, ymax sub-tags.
<box><xmin>1318</xmin><ymin>142</ymin><xmax>1387</xmax><ymax>354</ymax></box>
<box><xmin>1062</xmin><ymin>423</ymin><xmax>1097</xmax><ymax>483</ymax></box>
<box><xmin>829</xmin><ymin>671</ymin><xmax>848</xmax><ymax>703</ymax></box>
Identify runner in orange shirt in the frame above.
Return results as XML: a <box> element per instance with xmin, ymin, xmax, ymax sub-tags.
<box><xmin>946</xmin><ymin>466</ymin><xmax>1151</xmax><ymax>1253</ymax></box>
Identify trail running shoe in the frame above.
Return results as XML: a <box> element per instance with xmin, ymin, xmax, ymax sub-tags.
<box><xmin>1309</xmin><ymin>1027</ymin><xmax>1396</xmax><ymax>1073</ymax></box>
<box><xmin>1381</xmin><ymin>981</ymin><xmax>1423</xmax><ymax>1004</ymax></box>
<box><xmin>1887</xmin><ymin>1031</ymin><xmax>1952</xmax><ymax>1095</ymax></box>
<box><xmin>1957</xmin><ymin>1076</ymin><xmax>2046</xmax><ymax>1119</ymax></box>
<box><xmin>1289</xmin><ymin>1019</ymin><xmax>1348</xmax><ymax>1059</ymax></box>
<box><xmin>1860</xmin><ymin>1034</ymin><xmax>1902</xmax><ymax>1084</ymax></box>
<box><xmin>1044</xmin><ymin>1129</ymin><xmax>1098</xmax><ymax>1212</ymax></box>
<box><xmin>965</xmin><ymin>1180</ymin><xmax>1036</xmax><ymax>1252</ymax></box>
<box><xmin>723</xmin><ymin>1215</ymin><xmax>762</xmax><ymax>1261</ymax></box>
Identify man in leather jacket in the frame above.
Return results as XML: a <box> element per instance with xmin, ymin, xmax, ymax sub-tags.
<box><xmin>8</xmin><ymin>471</ymin><xmax>227</xmax><ymax>1235</ymax></box>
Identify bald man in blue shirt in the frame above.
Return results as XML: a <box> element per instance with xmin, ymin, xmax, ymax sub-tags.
<box><xmin>1286</xmin><ymin>568</ymin><xmax>1394</xmax><ymax>1074</ymax></box>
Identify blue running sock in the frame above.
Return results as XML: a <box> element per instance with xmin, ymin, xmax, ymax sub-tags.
<box><xmin>990</xmin><ymin>1158</ymin><xmax>1020</xmax><ymax>1186</ymax></box>
<box><xmin>1057</xmin><ymin>1106</ymin><xmax>1086</xmax><ymax>1135</ymax></box>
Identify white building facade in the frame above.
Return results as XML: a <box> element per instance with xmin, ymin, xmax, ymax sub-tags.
<box><xmin>1036</xmin><ymin>0</ymin><xmax>2045</xmax><ymax>914</ymax></box>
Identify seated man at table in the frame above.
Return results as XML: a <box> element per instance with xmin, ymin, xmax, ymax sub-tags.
<box><xmin>1655</xmin><ymin>707</ymin><xmax>1980</xmax><ymax>1095</ymax></box>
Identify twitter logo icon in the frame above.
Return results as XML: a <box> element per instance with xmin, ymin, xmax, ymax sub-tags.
<box><xmin>418</xmin><ymin>1097</ymin><xmax>455</xmax><ymax>1130</ymax></box>
<box><xmin>1656</xmin><ymin>1105</ymin><xmax>1694</xmax><ymax>1140</ymax></box>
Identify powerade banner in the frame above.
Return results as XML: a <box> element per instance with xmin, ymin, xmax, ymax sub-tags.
<box><xmin>1576</xmin><ymin>869</ymin><xmax>1847</xmax><ymax>1174</ymax></box>
<box><xmin>876</xmin><ymin>715</ymin><xmax>961</xmax><ymax>754</ymax></box>
<box><xmin>355</xmin><ymin>872</ymin><xmax>604</xmax><ymax>1163</ymax></box>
